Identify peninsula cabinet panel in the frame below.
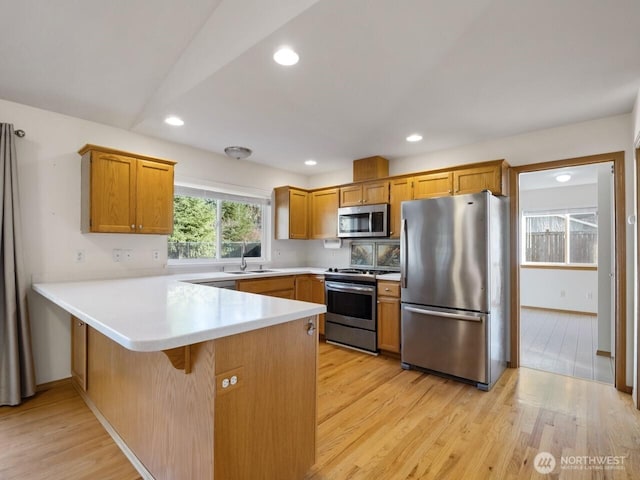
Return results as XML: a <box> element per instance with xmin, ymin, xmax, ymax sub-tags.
<box><xmin>79</xmin><ymin>145</ymin><xmax>176</xmax><ymax>234</ymax></box>
<box><xmin>413</xmin><ymin>171</ymin><xmax>453</xmax><ymax>199</ymax></box>
<box><xmin>310</xmin><ymin>188</ymin><xmax>339</xmax><ymax>239</ymax></box>
<box><xmin>70</xmin><ymin>316</ymin><xmax>87</xmax><ymax>391</ymax></box>
<box><xmin>389</xmin><ymin>177</ymin><xmax>413</xmax><ymax>238</ymax></box>
<box><xmin>274</xmin><ymin>186</ymin><xmax>308</xmax><ymax>239</ymax></box>
<box><xmin>453</xmin><ymin>162</ymin><xmax>506</xmax><ymax>196</ymax></box>
<box><xmin>214</xmin><ymin>317</ymin><xmax>317</xmax><ymax>480</ymax></box>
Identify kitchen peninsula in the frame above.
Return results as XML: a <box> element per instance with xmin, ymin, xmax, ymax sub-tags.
<box><xmin>33</xmin><ymin>274</ymin><xmax>326</xmax><ymax>480</ymax></box>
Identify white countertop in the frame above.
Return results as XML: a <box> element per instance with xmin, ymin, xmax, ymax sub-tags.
<box><xmin>33</xmin><ymin>268</ymin><xmax>326</xmax><ymax>352</ymax></box>
<box><xmin>376</xmin><ymin>272</ymin><xmax>400</xmax><ymax>281</ymax></box>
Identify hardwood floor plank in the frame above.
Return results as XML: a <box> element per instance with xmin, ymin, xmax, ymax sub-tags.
<box><xmin>2</xmin><ymin>343</ymin><xmax>639</xmax><ymax>479</ymax></box>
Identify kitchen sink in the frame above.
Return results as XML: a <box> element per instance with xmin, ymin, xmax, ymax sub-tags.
<box><xmin>226</xmin><ymin>269</ymin><xmax>276</xmax><ymax>274</ymax></box>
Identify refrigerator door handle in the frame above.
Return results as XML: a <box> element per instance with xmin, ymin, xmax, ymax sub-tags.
<box><xmin>401</xmin><ymin>219</ymin><xmax>407</xmax><ymax>288</ymax></box>
<box><xmin>403</xmin><ymin>306</ymin><xmax>483</xmax><ymax>323</ymax></box>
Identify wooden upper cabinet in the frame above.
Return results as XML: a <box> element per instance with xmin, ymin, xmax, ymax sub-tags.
<box><xmin>413</xmin><ymin>172</ymin><xmax>453</xmax><ymax>199</ymax></box>
<box><xmin>79</xmin><ymin>145</ymin><xmax>175</xmax><ymax>234</ymax></box>
<box><xmin>452</xmin><ymin>161</ymin><xmax>507</xmax><ymax>196</ymax></box>
<box><xmin>274</xmin><ymin>187</ymin><xmax>308</xmax><ymax>239</ymax></box>
<box><xmin>389</xmin><ymin>177</ymin><xmax>413</xmax><ymax>238</ymax></box>
<box><xmin>339</xmin><ymin>180</ymin><xmax>389</xmax><ymax>206</ymax></box>
<box><xmin>310</xmin><ymin>188</ymin><xmax>339</xmax><ymax>239</ymax></box>
<box><xmin>136</xmin><ymin>160</ymin><xmax>174</xmax><ymax>234</ymax></box>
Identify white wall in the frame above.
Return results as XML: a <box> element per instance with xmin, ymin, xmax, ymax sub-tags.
<box><xmin>520</xmin><ymin>268</ymin><xmax>597</xmax><ymax>313</ymax></box>
<box><xmin>519</xmin><ymin>183</ymin><xmax>598</xmax><ymax>314</ymax></box>
<box><xmin>309</xmin><ymin>113</ymin><xmax>636</xmax><ymax>387</ymax></box>
<box><xmin>1</xmin><ymin>98</ymin><xmax>311</xmax><ymax>384</ymax></box>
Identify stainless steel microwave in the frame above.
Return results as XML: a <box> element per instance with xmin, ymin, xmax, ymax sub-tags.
<box><xmin>337</xmin><ymin>204</ymin><xmax>389</xmax><ymax>238</ymax></box>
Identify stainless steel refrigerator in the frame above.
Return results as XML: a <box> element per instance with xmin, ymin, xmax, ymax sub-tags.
<box><xmin>400</xmin><ymin>191</ymin><xmax>508</xmax><ymax>391</ymax></box>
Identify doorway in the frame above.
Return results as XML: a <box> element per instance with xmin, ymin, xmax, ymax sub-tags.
<box><xmin>518</xmin><ymin>163</ymin><xmax>613</xmax><ymax>383</ymax></box>
<box><xmin>509</xmin><ymin>152</ymin><xmax>628</xmax><ymax>392</ymax></box>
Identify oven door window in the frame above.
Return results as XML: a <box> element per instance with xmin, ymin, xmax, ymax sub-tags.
<box><xmin>327</xmin><ymin>289</ymin><xmax>373</xmax><ymax>320</ymax></box>
<box><xmin>339</xmin><ymin>213</ymin><xmax>370</xmax><ymax>233</ymax></box>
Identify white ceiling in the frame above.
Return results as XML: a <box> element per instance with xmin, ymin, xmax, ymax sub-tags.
<box><xmin>1</xmin><ymin>0</ymin><xmax>639</xmax><ymax>175</ymax></box>
<box><xmin>519</xmin><ymin>162</ymin><xmax>605</xmax><ymax>191</ymax></box>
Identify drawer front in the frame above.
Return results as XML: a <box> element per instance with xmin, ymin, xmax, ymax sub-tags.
<box><xmin>238</xmin><ymin>276</ymin><xmax>296</xmax><ymax>294</ymax></box>
<box><xmin>377</xmin><ymin>281</ymin><xmax>400</xmax><ymax>297</ymax></box>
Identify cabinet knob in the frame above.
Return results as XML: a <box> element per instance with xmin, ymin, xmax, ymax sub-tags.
<box><xmin>139</xmin><ymin>225</ymin><xmax>143</xmax><ymax>229</ymax></box>
<box><xmin>307</xmin><ymin>319</ymin><xmax>316</xmax><ymax>336</ymax></box>
<box><xmin>385</xmin><ymin>288</ymin><xmax>390</xmax><ymax>291</ymax></box>
<box><xmin>78</xmin><ymin>321</ymin><xmax>84</xmax><ymax>327</ymax></box>
<box><xmin>131</xmin><ymin>224</ymin><xmax>135</xmax><ymax>229</ymax></box>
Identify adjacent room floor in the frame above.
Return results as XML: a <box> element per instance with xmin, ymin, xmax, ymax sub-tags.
<box><xmin>520</xmin><ymin>307</ymin><xmax>614</xmax><ymax>384</ymax></box>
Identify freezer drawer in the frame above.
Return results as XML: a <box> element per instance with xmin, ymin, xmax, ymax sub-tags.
<box><xmin>401</xmin><ymin>303</ymin><xmax>488</xmax><ymax>384</ymax></box>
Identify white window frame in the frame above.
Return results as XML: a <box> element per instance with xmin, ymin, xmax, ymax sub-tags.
<box><xmin>168</xmin><ymin>184</ymin><xmax>271</xmax><ymax>266</ymax></box>
<box><xmin>521</xmin><ymin>208</ymin><xmax>597</xmax><ymax>267</ymax></box>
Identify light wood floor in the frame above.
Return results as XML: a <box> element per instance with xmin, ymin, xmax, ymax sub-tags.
<box><xmin>520</xmin><ymin>307</ymin><xmax>614</xmax><ymax>384</ymax></box>
<box><xmin>2</xmin><ymin>342</ymin><xmax>639</xmax><ymax>479</ymax></box>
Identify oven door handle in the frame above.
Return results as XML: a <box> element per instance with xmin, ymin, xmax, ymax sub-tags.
<box><xmin>326</xmin><ymin>283</ymin><xmax>375</xmax><ymax>294</ymax></box>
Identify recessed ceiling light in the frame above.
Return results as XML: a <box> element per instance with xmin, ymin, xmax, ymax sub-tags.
<box><xmin>164</xmin><ymin>116</ymin><xmax>184</xmax><ymax>126</ymax></box>
<box><xmin>304</xmin><ymin>159</ymin><xmax>317</xmax><ymax>166</ymax></box>
<box><xmin>273</xmin><ymin>47</ymin><xmax>299</xmax><ymax>66</ymax></box>
<box><xmin>555</xmin><ymin>173</ymin><xmax>572</xmax><ymax>183</ymax></box>
<box><xmin>406</xmin><ymin>133</ymin><xmax>423</xmax><ymax>142</ymax></box>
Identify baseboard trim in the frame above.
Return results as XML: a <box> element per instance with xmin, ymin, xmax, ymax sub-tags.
<box><xmin>521</xmin><ymin>305</ymin><xmax>597</xmax><ymax>317</ymax></box>
<box><xmin>74</xmin><ymin>385</ymin><xmax>154</xmax><ymax>480</ymax></box>
<box><xmin>36</xmin><ymin>377</ymin><xmax>72</xmax><ymax>392</ymax></box>
<box><xmin>620</xmin><ymin>385</ymin><xmax>633</xmax><ymax>395</ymax></box>
<box><xmin>596</xmin><ymin>350</ymin><xmax>612</xmax><ymax>358</ymax></box>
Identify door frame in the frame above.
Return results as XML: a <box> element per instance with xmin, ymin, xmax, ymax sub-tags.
<box><xmin>636</xmin><ymin>144</ymin><xmax>640</xmax><ymax>408</ymax></box>
<box><xmin>509</xmin><ymin>151</ymin><xmax>629</xmax><ymax>392</ymax></box>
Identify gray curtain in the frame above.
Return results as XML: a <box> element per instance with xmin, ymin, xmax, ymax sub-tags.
<box><xmin>0</xmin><ymin>123</ymin><xmax>36</xmax><ymax>406</ymax></box>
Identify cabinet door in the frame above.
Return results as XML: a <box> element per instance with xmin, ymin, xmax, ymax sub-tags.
<box><xmin>389</xmin><ymin>177</ymin><xmax>413</xmax><ymax>238</ymax></box>
<box><xmin>452</xmin><ymin>164</ymin><xmax>503</xmax><ymax>196</ymax></box>
<box><xmin>295</xmin><ymin>275</ymin><xmax>313</xmax><ymax>302</ymax></box>
<box><xmin>377</xmin><ymin>296</ymin><xmax>400</xmax><ymax>353</ymax></box>
<box><xmin>237</xmin><ymin>276</ymin><xmax>296</xmax><ymax>296</ymax></box>
<box><xmin>310</xmin><ymin>188</ymin><xmax>339</xmax><ymax>239</ymax></box>
<box><xmin>310</xmin><ymin>276</ymin><xmax>326</xmax><ymax>335</ymax></box>
<box><xmin>71</xmin><ymin>316</ymin><xmax>87</xmax><ymax>391</ymax></box>
<box><xmin>413</xmin><ymin>171</ymin><xmax>453</xmax><ymax>199</ymax></box>
<box><xmin>289</xmin><ymin>189</ymin><xmax>309</xmax><ymax>239</ymax></box>
<box><xmin>90</xmin><ymin>152</ymin><xmax>137</xmax><ymax>233</ymax></box>
<box><xmin>362</xmin><ymin>180</ymin><xmax>389</xmax><ymax>204</ymax></box>
<box><xmin>214</xmin><ymin>318</ymin><xmax>317</xmax><ymax>480</ymax></box>
<box><xmin>339</xmin><ymin>184</ymin><xmax>363</xmax><ymax>207</ymax></box>
<box><xmin>136</xmin><ymin>159</ymin><xmax>174</xmax><ymax>234</ymax></box>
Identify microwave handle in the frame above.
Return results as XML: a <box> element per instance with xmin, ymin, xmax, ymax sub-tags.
<box><xmin>401</xmin><ymin>218</ymin><xmax>407</xmax><ymax>288</ymax></box>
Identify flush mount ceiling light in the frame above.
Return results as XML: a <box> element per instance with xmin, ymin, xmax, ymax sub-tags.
<box><xmin>273</xmin><ymin>47</ymin><xmax>299</xmax><ymax>66</ymax></box>
<box><xmin>224</xmin><ymin>146</ymin><xmax>252</xmax><ymax>160</ymax></box>
<box><xmin>406</xmin><ymin>133</ymin><xmax>423</xmax><ymax>142</ymax></box>
<box><xmin>555</xmin><ymin>173</ymin><xmax>572</xmax><ymax>183</ymax></box>
<box><xmin>304</xmin><ymin>159</ymin><xmax>317</xmax><ymax>166</ymax></box>
<box><xmin>164</xmin><ymin>115</ymin><xmax>184</xmax><ymax>126</ymax></box>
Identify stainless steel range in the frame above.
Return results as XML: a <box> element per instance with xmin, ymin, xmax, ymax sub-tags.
<box><xmin>324</xmin><ymin>241</ymin><xmax>400</xmax><ymax>354</ymax></box>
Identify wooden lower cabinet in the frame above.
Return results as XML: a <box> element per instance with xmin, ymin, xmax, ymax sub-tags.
<box><xmin>296</xmin><ymin>274</ymin><xmax>326</xmax><ymax>335</ymax></box>
<box><xmin>237</xmin><ymin>275</ymin><xmax>296</xmax><ymax>299</ymax></box>
<box><xmin>377</xmin><ymin>281</ymin><xmax>401</xmax><ymax>353</ymax></box>
<box><xmin>82</xmin><ymin>317</ymin><xmax>318</xmax><ymax>480</ymax></box>
<box><xmin>70</xmin><ymin>316</ymin><xmax>87</xmax><ymax>391</ymax></box>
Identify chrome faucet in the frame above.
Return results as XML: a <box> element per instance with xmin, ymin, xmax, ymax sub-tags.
<box><xmin>240</xmin><ymin>242</ymin><xmax>247</xmax><ymax>271</ymax></box>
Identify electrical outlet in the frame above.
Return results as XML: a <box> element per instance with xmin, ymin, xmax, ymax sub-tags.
<box><xmin>123</xmin><ymin>249</ymin><xmax>133</xmax><ymax>262</ymax></box>
<box><xmin>274</xmin><ymin>249</ymin><xmax>281</xmax><ymax>256</ymax></box>
<box><xmin>152</xmin><ymin>250</ymin><xmax>160</xmax><ymax>261</ymax></box>
<box><xmin>112</xmin><ymin>249</ymin><xmax>122</xmax><ymax>262</ymax></box>
<box><xmin>587</xmin><ymin>292</ymin><xmax>593</xmax><ymax>300</ymax></box>
<box><xmin>75</xmin><ymin>250</ymin><xmax>85</xmax><ymax>263</ymax></box>
<box><xmin>560</xmin><ymin>290</ymin><xmax>566</xmax><ymax>298</ymax></box>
